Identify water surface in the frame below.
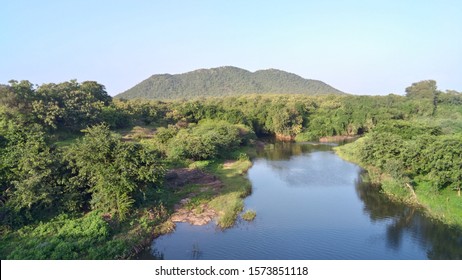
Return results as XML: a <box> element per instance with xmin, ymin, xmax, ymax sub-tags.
<box><xmin>147</xmin><ymin>142</ymin><xmax>462</xmax><ymax>259</ymax></box>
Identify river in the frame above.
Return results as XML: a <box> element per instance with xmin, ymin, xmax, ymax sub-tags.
<box><xmin>146</xmin><ymin>142</ymin><xmax>462</xmax><ymax>259</ymax></box>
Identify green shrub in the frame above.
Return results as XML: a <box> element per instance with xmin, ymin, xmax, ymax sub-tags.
<box><xmin>167</xmin><ymin>120</ymin><xmax>245</xmax><ymax>160</ymax></box>
<box><xmin>242</xmin><ymin>210</ymin><xmax>256</xmax><ymax>221</ymax></box>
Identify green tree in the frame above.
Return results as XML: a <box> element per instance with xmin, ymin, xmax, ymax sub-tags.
<box><xmin>422</xmin><ymin>134</ymin><xmax>462</xmax><ymax>192</ymax></box>
<box><xmin>166</xmin><ymin>120</ymin><xmax>245</xmax><ymax>160</ymax></box>
<box><xmin>0</xmin><ymin>120</ymin><xmax>70</xmax><ymax>226</ymax></box>
<box><xmin>1</xmin><ymin>80</ymin><xmax>112</xmax><ymax>131</ymax></box>
<box><xmin>405</xmin><ymin>80</ymin><xmax>440</xmax><ymax>116</ymax></box>
<box><xmin>65</xmin><ymin>124</ymin><xmax>164</xmax><ymax>220</ymax></box>
<box><xmin>55</xmin><ymin>80</ymin><xmax>111</xmax><ymax>131</ymax></box>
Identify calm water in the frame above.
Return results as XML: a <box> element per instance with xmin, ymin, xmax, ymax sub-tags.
<box><xmin>147</xmin><ymin>142</ymin><xmax>462</xmax><ymax>260</ymax></box>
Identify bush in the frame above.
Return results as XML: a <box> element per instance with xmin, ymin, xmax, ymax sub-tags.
<box><xmin>5</xmin><ymin>212</ymin><xmax>115</xmax><ymax>259</ymax></box>
<box><xmin>167</xmin><ymin>120</ymin><xmax>246</xmax><ymax>160</ymax></box>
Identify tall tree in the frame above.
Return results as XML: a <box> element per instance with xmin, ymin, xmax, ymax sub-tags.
<box><xmin>405</xmin><ymin>80</ymin><xmax>440</xmax><ymax>116</ymax></box>
<box><xmin>65</xmin><ymin>124</ymin><xmax>165</xmax><ymax>220</ymax></box>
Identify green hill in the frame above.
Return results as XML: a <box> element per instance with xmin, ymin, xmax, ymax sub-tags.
<box><xmin>116</xmin><ymin>66</ymin><xmax>344</xmax><ymax>99</ymax></box>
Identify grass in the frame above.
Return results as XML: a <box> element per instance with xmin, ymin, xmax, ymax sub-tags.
<box><xmin>188</xmin><ymin>160</ymin><xmax>212</xmax><ymax>170</ymax></box>
<box><xmin>54</xmin><ymin>137</ymin><xmax>79</xmax><ymax>147</ymax></box>
<box><xmin>52</xmin><ymin>132</ymin><xmax>82</xmax><ymax>147</ymax></box>
<box><xmin>158</xmin><ymin>147</ymin><xmax>254</xmax><ymax>229</ymax></box>
<box><xmin>333</xmin><ymin>138</ymin><xmax>364</xmax><ymax>163</ymax></box>
<box><xmin>242</xmin><ymin>210</ymin><xmax>257</xmax><ymax>221</ymax></box>
<box><xmin>415</xmin><ymin>181</ymin><xmax>462</xmax><ymax>227</ymax></box>
<box><xmin>205</xmin><ymin>158</ymin><xmax>253</xmax><ymax>228</ymax></box>
<box><xmin>184</xmin><ymin>191</ymin><xmax>214</xmax><ymax>212</ymax></box>
<box><xmin>380</xmin><ymin>176</ymin><xmax>416</xmax><ymax>203</ymax></box>
<box><xmin>117</xmin><ymin>125</ymin><xmax>157</xmax><ymax>141</ymax></box>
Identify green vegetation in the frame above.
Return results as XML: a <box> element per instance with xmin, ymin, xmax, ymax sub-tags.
<box><xmin>1</xmin><ymin>77</ymin><xmax>461</xmax><ymax>259</ymax></box>
<box><xmin>206</xmin><ymin>158</ymin><xmax>253</xmax><ymax>228</ymax></box>
<box><xmin>336</xmin><ymin>133</ymin><xmax>462</xmax><ymax>226</ymax></box>
<box><xmin>0</xmin><ymin>204</ymin><xmax>171</xmax><ymax>259</ymax></box>
<box><xmin>163</xmin><ymin>120</ymin><xmax>249</xmax><ymax>160</ymax></box>
<box><xmin>334</xmin><ymin>81</ymin><xmax>462</xmax><ymax>226</ymax></box>
<box><xmin>116</xmin><ymin>66</ymin><xmax>344</xmax><ymax>100</ymax></box>
<box><xmin>242</xmin><ymin>210</ymin><xmax>257</xmax><ymax>221</ymax></box>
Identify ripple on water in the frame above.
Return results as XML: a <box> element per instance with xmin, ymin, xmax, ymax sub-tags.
<box><xmin>149</xmin><ymin>143</ymin><xmax>462</xmax><ymax>260</ymax></box>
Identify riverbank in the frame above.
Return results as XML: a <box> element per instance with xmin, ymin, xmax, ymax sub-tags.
<box><xmin>0</xmin><ymin>151</ymin><xmax>254</xmax><ymax>260</ymax></box>
<box><xmin>162</xmin><ymin>157</ymin><xmax>253</xmax><ymax>229</ymax></box>
<box><xmin>318</xmin><ymin>135</ymin><xmax>359</xmax><ymax>143</ymax></box>
<box><xmin>150</xmin><ymin>140</ymin><xmax>462</xmax><ymax>260</ymax></box>
<box><xmin>334</xmin><ymin>140</ymin><xmax>462</xmax><ymax>229</ymax></box>
<box><xmin>133</xmin><ymin>154</ymin><xmax>254</xmax><ymax>259</ymax></box>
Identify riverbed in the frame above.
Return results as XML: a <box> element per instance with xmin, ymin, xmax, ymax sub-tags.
<box><xmin>146</xmin><ymin>142</ymin><xmax>462</xmax><ymax>259</ymax></box>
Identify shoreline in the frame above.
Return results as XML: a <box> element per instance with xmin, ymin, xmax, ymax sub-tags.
<box><xmin>134</xmin><ymin>154</ymin><xmax>255</xmax><ymax>259</ymax></box>
<box><xmin>318</xmin><ymin>135</ymin><xmax>359</xmax><ymax>142</ymax></box>
<box><xmin>334</xmin><ymin>143</ymin><xmax>462</xmax><ymax>230</ymax></box>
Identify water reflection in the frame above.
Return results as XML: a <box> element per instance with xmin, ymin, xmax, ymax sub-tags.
<box><xmin>145</xmin><ymin>142</ymin><xmax>462</xmax><ymax>260</ymax></box>
<box><xmin>256</xmin><ymin>141</ymin><xmax>333</xmax><ymax>161</ymax></box>
<box><xmin>355</xmin><ymin>173</ymin><xmax>462</xmax><ymax>259</ymax></box>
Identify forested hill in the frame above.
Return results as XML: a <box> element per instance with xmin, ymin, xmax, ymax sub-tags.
<box><xmin>116</xmin><ymin>66</ymin><xmax>344</xmax><ymax>99</ymax></box>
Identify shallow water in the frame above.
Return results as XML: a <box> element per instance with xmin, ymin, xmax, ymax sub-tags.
<box><xmin>146</xmin><ymin>142</ymin><xmax>462</xmax><ymax>259</ymax></box>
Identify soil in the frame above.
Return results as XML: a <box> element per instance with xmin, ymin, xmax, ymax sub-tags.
<box><xmin>318</xmin><ymin>135</ymin><xmax>358</xmax><ymax>142</ymax></box>
<box><xmin>165</xmin><ymin>168</ymin><xmax>222</xmax><ymax>189</ymax></box>
<box><xmin>165</xmin><ymin>168</ymin><xmax>223</xmax><ymax>226</ymax></box>
<box><xmin>275</xmin><ymin>133</ymin><xmax>294</xmax><ymax>141</ymax></box>
<box><xmin>121</xmin><ymin>126</ymin><xmax>157</xmax><ymax>141</ymax></box>
<box><xmin>222</xmin><ymin>160</ymin><xmax>237</xmax><ymax>169</ymax></box>
<box><xmin>171</xmin><ymin>203</ymin><xmax>217</xmax><ymax>226</ymax></box>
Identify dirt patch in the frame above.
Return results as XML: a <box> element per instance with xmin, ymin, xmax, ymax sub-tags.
<box><xmin>165</xmin><ymin>168</ymin><xmax>223</xmax><ymax>226</ymax></box>
<box><xmin>171</xmin><ymin>202</ymin><xmax>217</xmax><ymax>226</ymax></box>
<box><xmin>165</xmin><ymin>168</ymin><xmax>222</xmax><ymax>189</ymax></box>
<box><xmin>319</xmin><ymin>135</ymin><xmax>358</xmax><ymax>142</ymax></box>
<box><xmin>121</xmin><ymin>126</ymin><xmax>156</xmax><ymax>141</ymax></box>
<box><xmin>222</xmin><ymin>160</ymin><xmax>237</xmax><ymax>169</ymax></box>
<box><xmin>275</xmin><ymin>133</ymin><xmax>294</xmax><ymax>141</ymax></box>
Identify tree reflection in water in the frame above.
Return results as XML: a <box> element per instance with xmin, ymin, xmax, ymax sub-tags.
<box><xmin>355</xmin><ymin>172</ymin><xmax>462</xmax><ymax>259</ymax></box>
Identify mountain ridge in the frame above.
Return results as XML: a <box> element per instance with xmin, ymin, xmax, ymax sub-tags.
<box><xmin>116</xmin><ymin>66</ymin><xmax>345</xmax><ymax>99</ymax></box>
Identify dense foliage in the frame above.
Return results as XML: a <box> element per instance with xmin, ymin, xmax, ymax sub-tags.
<box><xmin>346</xmin><ymin>81</ymin><xmax>462</xmax><ymax>194</ymax></box>
<box><xmin>156</xmin><ymin>120</ymin><xmax>254</xmax><ymax>160</ymax></box>
<box><xmin>116</xmin><ymin>66</ymin><xmax>344</xmax><ymax>100</ymax></box>
<box><xmin>335</xmin><ymin>81</ymin><xmax>462</xmax><ymax>224</ymax></box>
<box><xmin>1</xmin><ymin>77</ymin><xmax>461</xmax><ymax>259</ymax></box>
<box><xmin>64</xmin><ymin>124</ymin><xmax>165</xmax><ymax>220</ymax></box>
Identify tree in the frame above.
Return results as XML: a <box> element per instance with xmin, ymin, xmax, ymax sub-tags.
<box><xmin>0</xmin><ymin>120</ymin><xmax>70</xmax><ymax>227</ymax></box>
<box><xmin>165</xmin><ymin>120</ymin><xmax>244</xmax><ymax>160</ymax></box>
<box><xmin>1</xmin><ymin>80</ymin><xmax>112</xmax><ymax>131</ymax></box>
<box><xmin>65</xmin><ymin>124</ymin><xmax>164</xmax><ymax>220</ymax></box>
<box><xmin>55</xmin><ymin>80</ymin><xmax>111</xmax><ymax>131</ymax></box>
<box><xmin>405</xmin><ymin>80</ymin><xmax>440</xmax><ymax>116</ymax></box>
<box><xmin>422</xmin><ymin>134</ymin><xmax>462</xmax><ymax>192</ymax></box>
<box><xmin>0</xmin><ymin>81</ymin><xmax>37</xmax><ymax>125</ymax></box>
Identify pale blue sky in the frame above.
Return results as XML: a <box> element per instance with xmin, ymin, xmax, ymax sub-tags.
<box><xmin>1</xmin><ymin>0</ymin><xmax>461</xmax><ymax>95</ymax></box>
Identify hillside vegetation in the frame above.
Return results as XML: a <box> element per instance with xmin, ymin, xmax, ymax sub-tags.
<box><xmin>116</xmin><ymin>66</ymin><xmax>344</xmax><ymax>100</ymax></box>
